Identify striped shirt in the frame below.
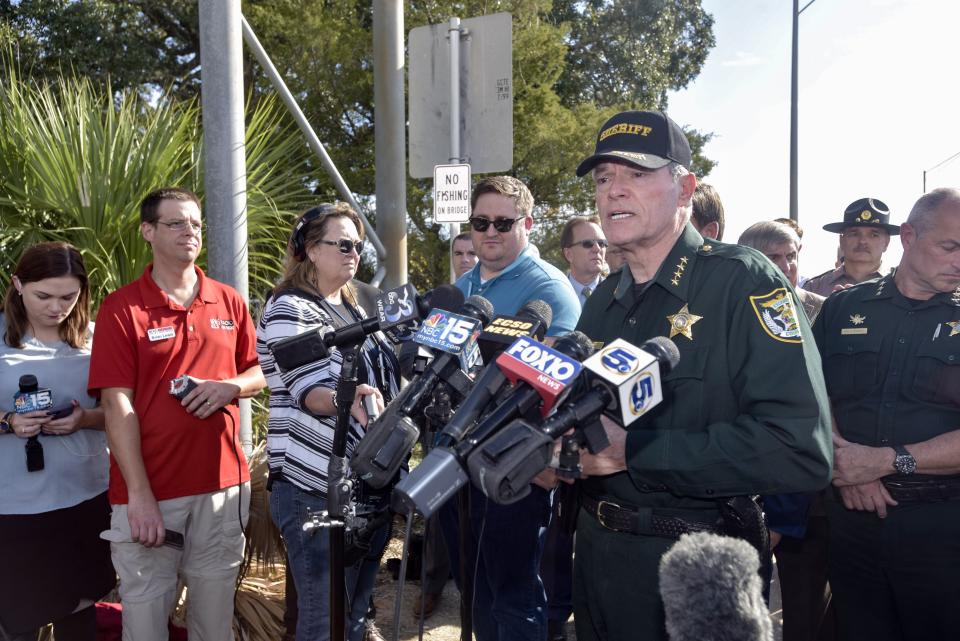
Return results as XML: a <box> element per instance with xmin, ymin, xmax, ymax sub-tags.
<box><xmin>256</xmin><ymin>291</ymin><xmax>399</xmax><ymax>494</ymax></box>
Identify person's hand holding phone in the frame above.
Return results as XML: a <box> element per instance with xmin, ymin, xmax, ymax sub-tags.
<box><xmin>41</xmin><ymin>400</ymin><xmax>85</xmax><ymax>436</ymax></box>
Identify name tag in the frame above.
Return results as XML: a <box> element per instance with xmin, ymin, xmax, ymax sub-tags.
<box><xmin>147</xmin><ymin>326</ymin><xmax>176</xmax><ymax>342</ymax></box>
<box><xmin>841</xmin><ymin>327</ymin><xmax>868</xmax><ymax>335</ymax></box>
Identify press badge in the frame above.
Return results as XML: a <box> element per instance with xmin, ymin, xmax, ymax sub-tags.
<box><xmin>147</xmin><ymin>326</ymin><xmax>176</xmax><ymax>342</ymax></box>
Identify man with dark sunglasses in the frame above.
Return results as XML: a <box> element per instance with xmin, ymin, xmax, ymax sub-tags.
<box><xmin>440</xmin><ymin>175</ymin><xmax>579</xmax><ymax>641</ymax></box>
<box><xmin>560</xmin><ymin>216</ymin><xmax>608</xmax><ymax>307</ymax></box>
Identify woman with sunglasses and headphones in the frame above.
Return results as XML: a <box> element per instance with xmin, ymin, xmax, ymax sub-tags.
<box><xmin>256</xmin><ymin>203</ymin><xmax>400</xmax><ymax>641</ymax></box>
<box><xmin>0</xmin><ymin>242</ymin><xmax>115</xmax><ymax>641</ymax></box>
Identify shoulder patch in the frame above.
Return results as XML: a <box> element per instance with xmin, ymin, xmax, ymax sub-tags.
<box><xmin>749</xmin><ymin>288</ymin><xmax>803</xmax><ymax>343</ymax></box>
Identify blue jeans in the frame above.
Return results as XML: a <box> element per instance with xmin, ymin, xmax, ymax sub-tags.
<box><xmin>270</xmin><ymin>480</ymin><xmax>389</xmax><ymax>641</ymax></box>
<box><xmin>439</xmin><ymin>484</ymin><xmax>551</xmax><ymax>641</ymax></box>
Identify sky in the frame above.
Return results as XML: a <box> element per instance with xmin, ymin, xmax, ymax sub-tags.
<box><xmin>666</xmin><ymin>0</ymin><xmax>960</xmax><ymax>279</ymax></box>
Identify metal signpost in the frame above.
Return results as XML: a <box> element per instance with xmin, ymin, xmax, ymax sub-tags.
<box><xmin>409</xmin><ymin>12</ymin><xmax>513</xmax><ymax>280</ymax></box>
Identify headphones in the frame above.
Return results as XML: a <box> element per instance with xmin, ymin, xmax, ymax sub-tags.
<box><xmin>290</xmin><ymin>204</ymin><xmax>336</xmax><ymax>261</ymax></box>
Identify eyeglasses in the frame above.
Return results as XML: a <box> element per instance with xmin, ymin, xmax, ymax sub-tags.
<box><xmin>156</xmin><ymin>220</ymin><xmax>204</xmax><ymax>233</ymax></box>
<box><xmin>468</xmin><ymin>216</ymin><xmax>523</xmax><ymax>233</ymax></box>
<box><xmin>318</xmin><ymin>238</ymin><xmax>364</xmax><ymax>254</ymax></box>
<box><xmin>566</xmin><ymin>239</ymin><xmax>609</xmax><ymax>250</ymax></box>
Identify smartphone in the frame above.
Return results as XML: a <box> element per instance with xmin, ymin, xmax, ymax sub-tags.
<box><xmin>46</xmin><ymin>406</ymin><xmax>74</xmax><ymax>420</ymax></box>
<box><xmin>164</xmin><ymin>529</ymin><xmax>185</xmax><ymax>550</ymax></box>
<box><xmin>362</xmin><ymin>394</ymin><xmax>380</xmax><ymax>423</ymax></box>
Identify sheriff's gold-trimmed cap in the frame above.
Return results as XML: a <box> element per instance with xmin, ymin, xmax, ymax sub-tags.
<box><xmin>576</xmin><ymin>110</ymin><xmax>692</xmax><ymax>177</ymax></box>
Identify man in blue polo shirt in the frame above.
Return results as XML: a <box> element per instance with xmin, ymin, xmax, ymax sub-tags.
<box><xmin>442</xmin><ymin>175</ymin><xmax>579</xmax><ymax>641</ymax></box>
<box><xmin>455</xmin><ymin>176</ymin><xmax>579</xmax><ymax>338</ymax></box>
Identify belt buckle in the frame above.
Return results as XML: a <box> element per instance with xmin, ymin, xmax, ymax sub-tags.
<box><xmin>596</xmin><ymin>499</ymin><xmax>622</xmax><ymax>531</ymax></box>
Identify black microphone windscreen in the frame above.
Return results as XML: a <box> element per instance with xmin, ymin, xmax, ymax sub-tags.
<box><xmin>659</xmin><ymin>532</ymin><xmax>772</xmax><ymax>641</ymax></box>
<box><xmin>463</xmin><ymin>295</ymin><xmax>494</xmax><ymax>325</ymax></box>
<box><xmin>643</xmin><ymin>336</ymin><xmax>681</xmax><ymax>375</ymax></box>
<box><xmin>422</xmin><ymin>284</ymin><xmax>465</xmax><ymax>316</ymax></box>
<box><xmin>552</xmin><ymin>330</ymin><xmax>595</xmax><ymax>361</ymax></box>
<box><xmin>517</xmin><ymin>299</ymin><xmax>553</xmax><ymax>330</ymax></box>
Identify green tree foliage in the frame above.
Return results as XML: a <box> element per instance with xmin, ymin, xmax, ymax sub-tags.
<box><xmin>0</xmin><ymin>0</ymin><xmax>201</xmax><ymax>99</ymax></box>
<box><xmin>2</xmin><ymin>0</ymin><xmax>717</xmax><ymax>290</ymax></box>
<box><xmin>0</xmin><ymin>56</ymin><xmax>313</xmax><ymax>306</ymax></box>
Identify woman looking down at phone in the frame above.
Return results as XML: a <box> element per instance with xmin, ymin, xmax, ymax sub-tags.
<box><xmin>0</xmin><ymin>242</ymin><xmax>114</xmax><ymax>641</ymax></box>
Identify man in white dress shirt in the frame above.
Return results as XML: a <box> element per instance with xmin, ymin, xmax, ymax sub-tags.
<box><xmin>560</xmin><ymin>216</ymin><xmax>607</xmax><ymax>307</ymax></box>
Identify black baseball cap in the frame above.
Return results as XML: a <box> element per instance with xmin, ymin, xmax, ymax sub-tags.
<box><xmin>823</xmin><ymin>198</ymin><xmax>900</xmax><ymax>235</ymax></box>
<box><xmin>576</xmin><ymin>110</ymin><xmax>692</xmax><ymax>177</ymax></box>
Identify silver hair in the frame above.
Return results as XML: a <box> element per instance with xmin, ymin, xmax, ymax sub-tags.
<box><xmin>737</xmin><ymin>221</ymin><xmax>800</xmax><ymax>253</ymax></box>
<box><xmin>907</xmin><ymin>187</ymin><xmax>960</xmax><ymax>236</ymax></box>
<box><xmin>670</xmin><ymin>162</ymin><xmax>690</xmax><ymax>183</ymax></box>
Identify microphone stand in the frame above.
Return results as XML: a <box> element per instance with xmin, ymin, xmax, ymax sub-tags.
<box><xmin>301</xmin><ymin>345</ymin><xmax>361</xmax><ymax>641</ymax></box>
<box><xmin>425</xmin><ymin>382</ymin><xmax>473</xmax><ymax>641</ymax></box>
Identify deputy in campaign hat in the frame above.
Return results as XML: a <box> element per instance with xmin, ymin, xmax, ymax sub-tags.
<box><xmin>576</xmin><ymin>110</ymin><xmax>692</xmax><ymax>176</ymax></box>
<box><xmin>823</xmin><ymin>197</ymin><xmax>900</xmax><ymax>235</ymax></box>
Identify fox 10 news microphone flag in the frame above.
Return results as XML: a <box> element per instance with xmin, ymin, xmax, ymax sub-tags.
<box><xmin>465</xmin><ymin>336</ymin><xmax>680</xmax><ymax>504</ymax></box>
<box><xmin>351</xmin><ymin>296</ymin><xmax>492</xmax><ymax>489</ymax></box>
<box><xmin>270</xmin><ymin>283</ymin><xmax>463</xmax><ymax>372</ymax></box>
<box><xmin>436</xmin><ymin>299</ymin><xmax>553</xmax><ymax>448</ymax></box>
<box><xmin>391</xmin><ymin>331</ymin><xmax>593</xmax><ymax>517</ymax></box>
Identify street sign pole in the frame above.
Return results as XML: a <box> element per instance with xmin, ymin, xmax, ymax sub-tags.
<box><xmin>448</xmin><ymin>17</ymin><xmax>463</xmax><ymax>282</ymax></box>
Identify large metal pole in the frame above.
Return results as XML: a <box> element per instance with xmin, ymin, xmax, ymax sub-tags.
<box><xmin>199</xmin><ymin>0</ymin><xmax>253</xmax><ymax>454</ymax></box>
<box><xmin>789</xmin><ymin>0</ymin><xmax>799</xmax><ymax>222</ymax></box>
<box><xmin>373</xmin><ymin>0</ymin><xmax>407</xmax><ymax>290</ymax></box>
<box><xmin>448</xmin><ymin>17</ymin><xmax>462</xmax><ymax>283</ymax></box>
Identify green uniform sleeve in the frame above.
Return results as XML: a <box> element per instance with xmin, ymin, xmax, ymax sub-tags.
<box><xmin>623</xmin><ymin>276</ymin><xmax>833</xmax><ymax>497</ymax></box>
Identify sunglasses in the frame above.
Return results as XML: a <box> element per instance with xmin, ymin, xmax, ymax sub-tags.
<box><xmin>319</xmin><ymin>239</ymin><xmax>364</xmax><ymax>254</ymax></box>
<box><xmin>566</xmin><ymin>239</ymin><xmax>609</xmax><ymax>250</ymax></box>
<box><xmin>468</xmin><ymin>216</ymin><xmax>523</xmax><ymax>233</ymax></box>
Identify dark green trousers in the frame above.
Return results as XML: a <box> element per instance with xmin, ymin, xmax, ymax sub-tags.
<box><xmin>573</xmin><ymin>509</ymin><xmax>675</xmax><ymax>641</ymax></box>
<box><xmin>827</xmin><ymin>496</ymin><xmax>960</xmax><ymax>641</ymax></box>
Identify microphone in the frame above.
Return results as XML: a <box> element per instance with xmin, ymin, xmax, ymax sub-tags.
<box><xmin>437</xmin><ymin>300</ymin><xmax>553</xmax><ymax>446</ymax></box>
<box><xmin>15</xmin><ymin>375</ymin><xmax>52</xmax><ymax>472</ymax></box>
<box><xmin>659</xmin><ymin>532</ymin><xmax>773</xmax><ymax>641</ymax></box>
<box><xmin>351</xmin><ymin>295</ymin><xmax>494</xmax><ymax>489</ymax></box>
<box><xmin>543</xmin><ymin>336</ymin><xmax>680</xmax><ymax>439</ymax></box>
<box><xmin>271</xmin><ymin>283</ymin><xmax>464</xmax><ymax>371</ymax></box>
<box><xmin>14</xmin><ymin>374</ymin><xmax>53</xmax><ymax>413</ymax></box>
<box><xmin>391</xmin><ymin>331</ymin><xmax>594</xmax><ymax>517</ymax></box>
<box><xmin>476</xmin><ymin>299</ymin><xmax>553</xmax><ymax>365</ymax></box>
<box><xmin>464</xmin><ymin>336</ymin><xmax>679</xmax><ymax>502</ymax></box>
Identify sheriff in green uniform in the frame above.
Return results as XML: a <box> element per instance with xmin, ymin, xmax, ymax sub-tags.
<box><xmin>814</xmin><ymin>188</ymin><xmax>960</xmax><ymax>641</ymax></box>
<box><xmin>570</xmin><ymin>110</ymin><xmax>833</xmax><ymax>641</ymax></box>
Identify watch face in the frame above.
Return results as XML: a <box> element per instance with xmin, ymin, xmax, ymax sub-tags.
<box><xmin>895</xmin><ymin>454</ymin><xmax>917</xmax><ymax>475</ymax></box>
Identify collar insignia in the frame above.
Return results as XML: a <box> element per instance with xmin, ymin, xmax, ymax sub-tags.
<box><xmin>875</xmin><ymin>279</ymin><xmax>886</xmax><ymax>296</ymax></box>
<box><xmin>671</xmin><ymin>255</ymin><xmax>690</xmax><ymax>287</ymax></box>
<box><xmin>948</xmin><ymin>321</ymin><xmax>960</xmax><ymax>337</ymax></box>
<box><xmin>850</xmin><ymin>314</ymin><xmax>866</xmax><ymax>325</ymax></box>
<box><xmin>666</xmin><ymin>304</ymin><xmax>702</xmax><ymax>340</ymax></box>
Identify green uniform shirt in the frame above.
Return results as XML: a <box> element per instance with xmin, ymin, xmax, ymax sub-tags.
<box><xmin>576</xmin><ymin>225</ymin><xmax>832</xmax><ymax>510</ymax></box>
<box><xmin>812</xmin><ymin>272</ymin><xmax>960</xmax><ymax>465</ymax></box>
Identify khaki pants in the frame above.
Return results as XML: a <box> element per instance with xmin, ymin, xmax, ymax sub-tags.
<box><xmin>101</xmin><ymin>484</ymin><xmax>249</xmax><ymax>641</ymax></box>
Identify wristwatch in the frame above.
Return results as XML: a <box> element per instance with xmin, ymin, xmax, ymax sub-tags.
<box><xmin>0</xmin><ymin>412</ymin><xmax>13</xmax><ymax>434</ymax></box>
<box><xmin>892</xmin><ymin>444</ymin><xmax>917</xmax><ymax>475</ymax></box>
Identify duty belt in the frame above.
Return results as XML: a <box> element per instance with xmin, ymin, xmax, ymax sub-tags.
<box><xmin>581</xmin><ymin>493</ymin><xmax>721</xmax><ymax>539</ymax></box>
<box><xmin>881</xmin><ymin>478</ymin><xmax>960</xmax><ymax>503</ymax></box>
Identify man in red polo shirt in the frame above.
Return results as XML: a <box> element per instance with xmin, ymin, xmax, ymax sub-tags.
<box><xmin>89</xmin><ymin>188</ymin><xmax>265</xmax><ymax>641</ymax></box>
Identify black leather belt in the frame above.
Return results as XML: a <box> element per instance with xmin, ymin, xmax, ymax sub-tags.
<box><xmin>581</xmin><ymin>494</ymin><xmax>721</xmax><ymax>539</ymax></box>
<box><xmin>881</xmin><ymin>478</ymin><xmax>960</xmax><ymax>503</ymax></box>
